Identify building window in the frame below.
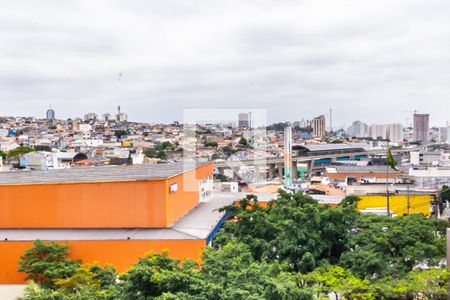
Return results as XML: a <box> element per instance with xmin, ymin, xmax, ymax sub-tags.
<box><xmin>170</xmin><ymin>182</ymin><xmax>178</xmax><ymax>193</ymax></box>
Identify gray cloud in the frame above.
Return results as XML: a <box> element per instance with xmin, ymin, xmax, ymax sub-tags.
<box><xmin>1</xmin><ymin>0</ymin><xmax>450</xmax><ymax>127</ymax></box>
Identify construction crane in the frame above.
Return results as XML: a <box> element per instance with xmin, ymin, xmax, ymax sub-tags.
<box><xmin>404</xmin><ymin>110</ymin><xmax>418</xmax><ymax>128</ymax></box>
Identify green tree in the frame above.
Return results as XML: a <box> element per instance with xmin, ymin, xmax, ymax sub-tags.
<box><xmin>34</xmin><ymin>145</ymin><xmax>52</xmax><ymax>152</ymax></box>
<box><xmin>214</xmin><ymin>174</ymin><xmax>229</xmax><ymax>182</ymax></box>
<box><xmin>16</xmin><ymin>192</ymin><xmax>450</xmax><ymax>300</ymax></box>
<box><xmin>404</xmin><ymin>268</ymin><xmax>450</xmax><ymax>299</ymax></box>
<box><xmin>157</xmin><ymin>150</ymin><xmax>167</xmax><ymax>159</ymax></box>
<box><xmin>0</xmin><ymin>150</ymin><xmax>7</xmax><ymax>160</ymax></box>
<box><xmin>440</xmin><ymin>185</ymin><xmax>450</xmax><ymax>213</ymax></box>
<box><xmin>340</xmin><ymin>214</ymin><xmax>447</xmax><ymax>278</ymax></box>
<box><xmin>143</xmin><ymin>147</ymin><xmax>167</xmax><ymax>160</ymax></box>
<box><xmin>7</xmin><ymin>146</ymin><xmax>35</xmax><ymax>158</ymax></box>
<box><xmin>143</xmin><ymin>148</ymin><xmax>158</xmax><ymax>158</ymax></box>
<box><xmin>204</xmin><ymin>141</ymin><xmax>218</xmax><ymax>147</ymax></box>
<box><xmin>215</xmin><ymin>191</ymin><xmax>357</xmax><ymax>270</ymax></box>
<box><xmin>18</xmin><ymin>283</ymin><xmax>117</xmax><ymax>300</ymax></box>
<box><xmin>200</xmin><ymin>242</ymin><xmax>313</xmax><ymax>299</ymax></box>
<box><xmin>117</xmin><ymin>252</ymin><xmax>202</xmax><ymax>299</ymax></box>
<box><xmin>339</xmin><ymin>196</ymin><xmax>360</xmax><ymax>209</ymax></box>
<box><xmin>18</xmin><ymin>263</ymin><xmax>119</xmax><ymax>300</ymax></box>
<box><xmin>158</xmin><ymin>141</ymin><xmax>173</xmax><ymax>151</ymax></box>
<box><xmin>222</xmin><ymin>146</ymin><xmax>236</xmax><ymax>157</ymax></box>
<box><xmin>18</xmin><ymin>240</ymin><xmax>80</xmax><ymax>289</ymax></box>
<box><xmin>52</xmin><ymin>263</ymin><xmax>118</xmax><ymax>298</ymax></box>
<box><xmin>441</xmin><ymin>185</ymin><xmax>450</xmax><ymax>201</ymax></box>
<box><xmin>367</xmin><ymin>268</ymin><xmax>450</xmax><ymax>299</ymax></box>
<box><xmin>114</xmin><ymin>130</ymin><xmax>128</xmax><ymax>139</ymax></box>
<box><xmin>113</xmin><ymin>243</ymin><xmax>313</xmax><ymax>299</ymax></box>
<box><xmin>302</xmin><ymin>265</ymin><xmax>372</xmax><ymax>299</ymax></box>
<box><xmin>239</xmin><ymin>137</ymin><xmax>248</xmax><ymax>146</ymax></box>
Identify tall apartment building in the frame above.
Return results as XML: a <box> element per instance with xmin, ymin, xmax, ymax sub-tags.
<box><xmin>84</xmin><ymin>112</ymin><xmax>98</xmax><ymax>122</ymax></box>
<box><xmin>238</xmin><ymin>112</ymin><xmax>251</xmax><ymax>129</ymax></box>
<box><xmin>387</xmin><ymin>123</ymin><xmax>404</xmax><ymax>143</ymax></box>
<box><xmin>347</xmin><ymin>121</ymin><xmax>369</xmax><ymax>137</ymax></box>
<box><xmin>370</xmin><ymin>124</ymin><xmax>388</xmax><ymax>140</ymax></box>
<box><xmin>312</xmin><ymin>115</ymin><xmax>326</xmax><ymax>137</ymax></box>
<box><xmin>299</xmin><ymin>118</ymin><xmax>307</xmax><ymax>128</ymax></box>
<box><xmin>369</xmin><ymin>123</ymin><xmax>403</xmax><ymax>143</ymax></box>
<box><xmin>438</xmin><ymin>127</ymin><xmax>450</xmax><ymax>143</ymax></box>
<box><xmin>116</xmin><ymin>112</ymin><xmax>128</xmax><ymax>122</ymax></box>
<box><xmin>116</xmin><ymin>105</ymin><xmax>128</xmax><ymax>122</ymax></box>
<box><xmin>102</xmin><ymin>113</ymin><xmax>111</xmax><ymax>122</ymax></box>
<box><xmin>46</xmin><ymin>106</ymin><xmax>55</xmax><ymax>123</ymax></box>
<box><xmin>413</xmin><ymin>114</ymin><xmax>430</xmax><ymax>143</ymax></box>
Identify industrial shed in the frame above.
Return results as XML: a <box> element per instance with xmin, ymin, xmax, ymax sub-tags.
<box><xmin>0</xmin><ymin>162</ymin><xmax>239</xmax><ymax>284</ymax></box>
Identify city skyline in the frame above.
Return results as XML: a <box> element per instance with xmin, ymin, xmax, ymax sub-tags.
<box><xmin>0</xmin><ymin>107</ymin><xmax>448</xmax><ymax>129</ymax></box>
<box><xmin>1</xmin><ymin>1</ymin><xmax>450</xmax><ymax>126</ymax></box>
<box><xmin>1</xmin><ymin>1</ymin><xmax>450</xmax><ymax>298</ymax></box>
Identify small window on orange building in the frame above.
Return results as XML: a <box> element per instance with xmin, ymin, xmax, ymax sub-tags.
<box><xmin>170</xmin><ymin>182</ymin><xmax>178</xmax><ymax>193</ymax></box>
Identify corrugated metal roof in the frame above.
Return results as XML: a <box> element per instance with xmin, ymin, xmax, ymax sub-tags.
<box><xmin>310</xmin><ymin>194</ymin><xmax>344</xmax><ymax>204</ymax></box>
<box><xmin>295</xmin><ymin>143</ymin><xmax>366</xmax><ymax>152</ymax></box>
<box><xmin>0</xmin><ymin>228</ymin><xmax>193</xmax><ymax>241</ymax></box>
<box><xmin>333</xmin><ymin>165</ymin><xmax>407</xmax><ymax>172</ymax></box>
<box><xmin>0</xmin><ymin>162</ymin><xmax>209</xmax><ymax>185</ymax></box>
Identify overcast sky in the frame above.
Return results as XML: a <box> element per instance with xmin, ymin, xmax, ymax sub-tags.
<box><xmin>1</xmin><ymin>0</ymin><xmax>450</xmax><ymax>128</ymax></box>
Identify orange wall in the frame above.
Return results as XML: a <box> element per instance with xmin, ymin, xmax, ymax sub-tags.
<box><xmin>0</xmin><ymin>164</ymin><xmax>214</xmax><ymax>229</ymax></box>
<box><xmin>166</xmin><ymin>163</ymin><xmax>214</xmax><ymax>226</ymax></box>
<box><xmin>0</xmin><ymin>239</ymin><xmax>206</xmax><ymax>284</ymax></box>
<box><xmin>0</xmin><ymin>180</ymin><xmax>167</xmax><ymax>228</ymax></box>
<box><xmin>327</xmin><ymin>172</ymin><xmax>398</xmax><ymax>181</ymax></box>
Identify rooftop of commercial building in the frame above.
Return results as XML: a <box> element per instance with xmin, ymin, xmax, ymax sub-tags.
<box><xmin>327</xmin><ymin>165</ymin><xmax>408</xmax><ymax>173</ymax></box>
<box><xmin>309</xmin><ymin>194</ymin><xmax>344</xmax><ymax>205</ymax></box>
<box><xmin>293</xmin><ymin>143</ymin><xmax>368</xmax><ymax>152</ymax></box>
<box><xmin>0</xmin><ymin>161</ymin><xmax>210</xmax><ymax>185</ymax></box>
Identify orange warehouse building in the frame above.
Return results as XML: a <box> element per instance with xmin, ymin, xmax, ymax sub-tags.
<box><xmin>0</xmin><ymin>162</ymin><xmax>237</xmax><ymax>284</ymax></box>
<box><xmin>0</xmin><ymin>162</ymin><xmax>213</xmax><ymax>228</ymax></box>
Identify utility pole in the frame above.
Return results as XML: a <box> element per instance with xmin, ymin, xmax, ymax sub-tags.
<box><xmin>406</xmin><ymin>180</ymin><xmax>410</xmax><ymax>215</ymax></box>
<box><xmin>329</xmin><ymin>108</ymin><xmax>333</xmax><ymax>133</ymax></box>
<box><xmin>436</xmin><ymin>190</ymin><xmax>441</xmax><ymax>219</ymax></box>
<box><xmin>385</xmin><ymin>146</ymin><xmax>390</xmax><ymax>217</ymax></box>
<box><xmin>386</xmin><ymin>161</ymin><xmax>390</xmax><ymax>217</ymax></box>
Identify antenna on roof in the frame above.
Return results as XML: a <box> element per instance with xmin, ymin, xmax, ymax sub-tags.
<box><xmin>329</xmin><ymin>108</ymin><xmax>333</xmax><ymax>133</ymax></box>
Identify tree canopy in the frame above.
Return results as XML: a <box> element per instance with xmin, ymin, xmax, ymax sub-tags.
<box><xmin>7</xmin><ymin>146</ymin><xmax>35</xmax><ymax>158</ymax></box>
<box><xmin>18</xmin><ymin>240</ymin><xmax>80</xmax><ymax>289</ymax></box>
<box><xmin>204</xmin><ymin>140</ymin><xmax>218</xmax><ymax>147</ymax></box>
<box><xmin>18</xmin><ymin>192</ymin><xmax>450</xmax><ymax>299</ymax></box>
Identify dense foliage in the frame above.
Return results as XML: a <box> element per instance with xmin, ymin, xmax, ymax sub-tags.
<box><xmin>18</xmin><ymin>192</ymin><xmax>449</xmax><ymax>299</ymax></box>
<box><xmin>6</xmin><ymin>146</ymin><xmax>35</xmax><ymax>158</ymax></box>
<box><xmin>18</xmin><ymin>240</ymin><xmax>80</xmax><ymax>289</ymax></box>
<box><xmin>143</xmin><ymin>141</ymin><xmax>175</xmax><ymax>160</ymax></box>
<box><xmin>204</xmin><ymin>141</ymin><xmax>218</xmax><ymax>147</ymax></box>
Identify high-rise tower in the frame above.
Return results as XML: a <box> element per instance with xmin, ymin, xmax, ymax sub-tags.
<box><xmin>312</xmin><ymin>115</ymin><xmax>326</xmax><ymax>137</ymax></box>
<box><xmin>413</xmin><ymin>113</ymin><xmax>429</xmax><ymax>142</ymax></box>
<box><xmin>46</xmin><ymin>105</ymin><xmax>55</xmax><ymax>123</ymax></box>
